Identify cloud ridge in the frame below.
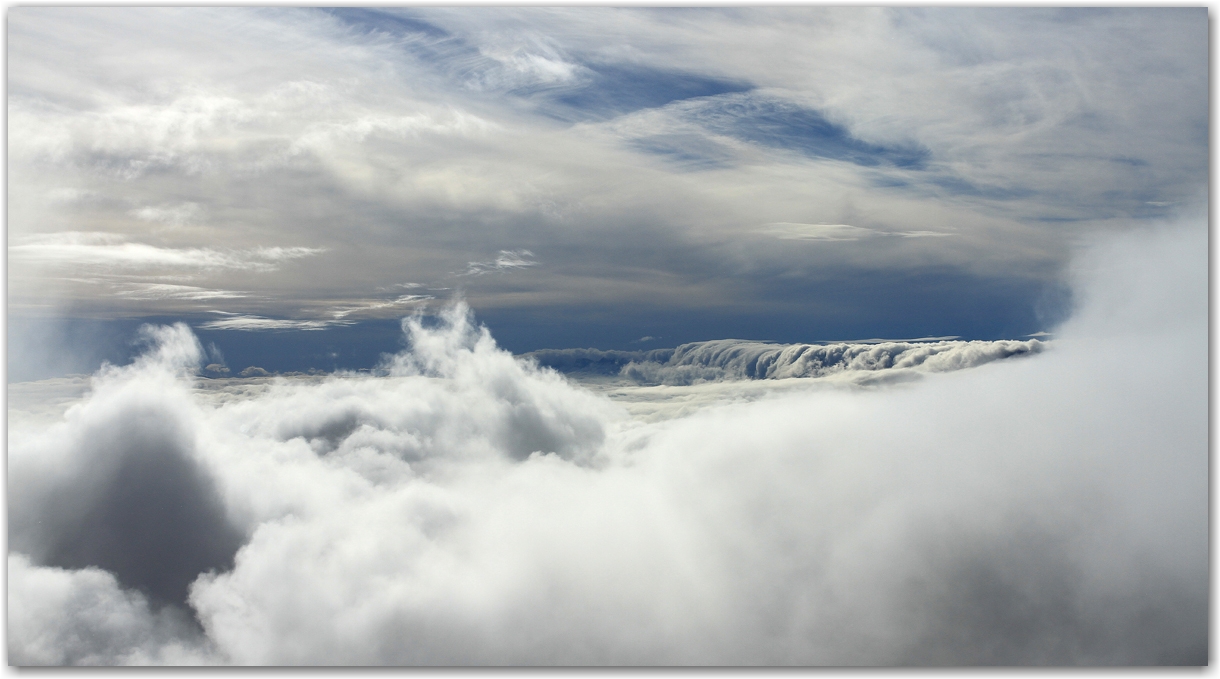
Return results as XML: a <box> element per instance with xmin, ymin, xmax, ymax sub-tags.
<box><xmin>621</xmin><ymin>337</ymin><xmax>1044</xmax><ymax>386</ymax></box>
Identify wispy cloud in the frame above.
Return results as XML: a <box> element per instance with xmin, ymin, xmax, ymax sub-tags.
<box><xmin>198</xmin><ymin>313</ymin><xmax>352</xmax><ymax>331</ymax></box>
<box><xmin>114</xmin><ymin>284</ymin><xmax>247</xmax><ymax>301</ymax></box>
<box><xmin>130</xmin><ymin>203</ymin><xmax>202</xmax><ymax>227</ymax></box>
<box><xmin>11</xmin><ymin>232</ymin><xmax>323</xmax><ymax>273</ymax></box>
<box><xmin>460</xmin><ymin>249</ymin><xmax>537</xmax><ymax>276</ymax></box>
<box><xmin>330</xmin><ymin>294</ymin><xmax>433</xmax><ymax>319</ymax></box>
<box><xmin>290</xmin><ymin>111</ymin><xmax>495</xmax><ymax>155</ymax></box>
<box><xmin>759</xmin><ymin>223</ymin><xmax>953</xmax><ymax>242</ymax></box>
<box><xmin>5</xmin><ymin>6</ymin><xmax>1205</xmax><ymax>344</ymax></box>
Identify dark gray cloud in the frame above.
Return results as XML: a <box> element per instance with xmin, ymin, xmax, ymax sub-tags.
<box><xmin>30</xmin><ymin>410</ymin><xmax>242</xmax><ymax>606</ymax></box>
<box><xmin>893</xmin><ymin>521</ymin><xmax>1206</xmax><ymax>665</ymax></box>
<box><xmin>9</xmin><ymin>325</ymin><xmax>244</xmax><ymax>608</ymax></box>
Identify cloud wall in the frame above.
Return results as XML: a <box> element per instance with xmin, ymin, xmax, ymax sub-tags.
<box><xmin>6</xmin><ymin>223</ymin><xmax>1207</xmax><ymax>665</ymax></box>
<box><xmin>525</xmin><ymin>336</ymin><xmax>1042</xmax><ymax>385</ymax></box>
<box><xmin>618</xmin><ymin>337</ymin><xmax>1043</xmax><ymax>386</ymax></box>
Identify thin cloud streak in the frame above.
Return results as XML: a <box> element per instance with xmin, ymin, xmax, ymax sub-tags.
<box><xmin>115</xmin><ymin>285</ymin><xmax>247</xmax><ymax>301</ymax></box>
<box><xmin>759</xmin><ymin>222</ymin><xmax>954</xmax><ymax>242</ymax></box>
<box><xmin>197</xmin><ymin>315</ymin><xmax>352</xmax><ymax>332</ymax></box>
<box><xmin>12</xmin><ymin>233</ymin><xmax>323</xmax><ymax>273</ymax></box>
<box><xmin>459</xmin><ymin>249</ymin><xmax>537</xmax><ymax>276</ymax></box>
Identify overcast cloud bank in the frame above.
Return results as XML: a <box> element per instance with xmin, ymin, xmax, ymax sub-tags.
<box><xmin>7</xmin><ymin>222</ymin><xmax>1206</xmax><ymax>665</ymax></box>
<box><xmin>8</xmin><ymin>8</ymin><xmax>1206</xmax><ymax>345</ymax></box>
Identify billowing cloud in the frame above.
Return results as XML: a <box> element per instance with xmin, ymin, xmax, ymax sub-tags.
<box><xmin>7</xmin><ymin>223</ymin><xmax>1206</xmax><ymax>665</ymax></box>
<box><xmin>8</xmin><ymin>555</ymin><xmax>213</xmax><ymax>666</ymax></box>
<box><xmin>4</xmin><ymin>6</ymin><xmax>1208</xmax><ymax>667</ymax></box>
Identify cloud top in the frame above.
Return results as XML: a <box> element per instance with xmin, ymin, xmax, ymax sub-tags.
<box><xmin>6</xmin><ymin>223</ymin><xmax>1207</xmax><ymax>665</ymax></box>
<box><xmin>526</xmin><ymin>337</ymin><xmax>1042</xmax><ymax>386</ymax></box>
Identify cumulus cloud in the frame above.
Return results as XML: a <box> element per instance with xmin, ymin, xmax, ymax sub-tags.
<box><xmin>8</xmin><ymin>555</ymin><xmax>214</xmax><ymax>666</ymax></box>
<box><xmin>6</xmin><ymin>222</ymin><xmax>1205</xmax><ymax>665</ymax></box>
<box><xmin>9</xmin><ymin>323</ymin><xmax>245</xmax><ymax>613</ymax></box>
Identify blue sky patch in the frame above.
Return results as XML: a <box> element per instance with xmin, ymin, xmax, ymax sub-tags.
<box><xmin>686</xmin><ymin>95</ymin><xmax>930</xmax><ymax>169</ymax></box>
<box><xmin>322</xmin><ymin>8</ymin><xmax>449</xmax><ymax>40</ymax></box>
<box><xmin>542</xmin><ymin>63</ymin><xmax>752</xmax><ymax>120</ymax></box>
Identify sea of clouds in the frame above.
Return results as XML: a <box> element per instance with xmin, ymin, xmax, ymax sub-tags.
<box><xmin>6</xmin><ymin>223</ymin><xmax>1207</xmax><ymax>665</ymax></box>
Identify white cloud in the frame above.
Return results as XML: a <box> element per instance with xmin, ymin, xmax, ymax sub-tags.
<box><xmin>11</xmin><ymin>232</ymin><xmax>323</xmax><ymax>273</ymax></box>
<box><xmin>6</xmin><ymin>223</ymin><xmax>1206</xmax><ymax>665</ymax></box>
<box><xmin>46</xmin><ymin>187</ymin><xmax>99</xmax><ymax>204</ymax></box>
<box><xmin>6</xmin><ymin>8</ymin><xmax>1205</xmax><ymax>322</ymax></box>
<box><xmin>460</xmin><ymin>249</ymin><xmax>537</xmax><ymax>276</ymax></box>
<box><xmin>131</xmin><ymin>203</ymin><xmax>202</xmax><ymax>227</ymax></box>
<box><xmin>8</xmin><ymin>555</ymin><xmax>215</xmax><ymax>666</ymax></box>
<box><xmin>620</xmin><ymin>337</ymin><xmax>1043</xmax><ymax>386</ymax></box>
<box><xmin>760</xmin><ymin>223</ymin><xmax>952</xmax><ymax>242</ymax></box>
<box><xmin>197</xmin><ymin>314</ymin><xmax>353</xmax><ymax>332</ymax></box>
<box><xmin>290</xmin><ymin>111</ymin><xmax>495</xmax><ymax>155</ymax></box>
<box><xmin>479</xmin><ymin>48</ymin><xmax>584</xmax><ymax>87</ymax></box>
<box><xmin>329</xmin><ymin>294</ymin><xmax>433</xmax><ymax>320</ymax></box>
<box><xmin>115</xmin><ymin>284</ymin><xmax>247</xmax><ymax>301</ymax></box>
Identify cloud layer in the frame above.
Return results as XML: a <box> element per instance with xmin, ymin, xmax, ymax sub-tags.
<box><xmin>529</xmin><ymin>337</ymin><xmax>1042</xmax><ymax>386</ymax></box>
<box><xmin>7</xmin><ymin>8</ymin><xmax>1206</xmax><ymax>342</ymax></box>
<box><xmin>7</xmin><ymin>222</ymin><xmax>1206</xmax><ymax>665</ymax></box>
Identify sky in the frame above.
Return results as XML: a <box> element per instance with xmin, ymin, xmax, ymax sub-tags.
<box><xmin>4</xmin><ymin>6</ymin><xmax>1211</xmax><ymax>667</ymax></box>
<box><xmin>7</xmin><ymin>7</ymin><xmax>1207</xmax><ymax>377</ymax></box>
